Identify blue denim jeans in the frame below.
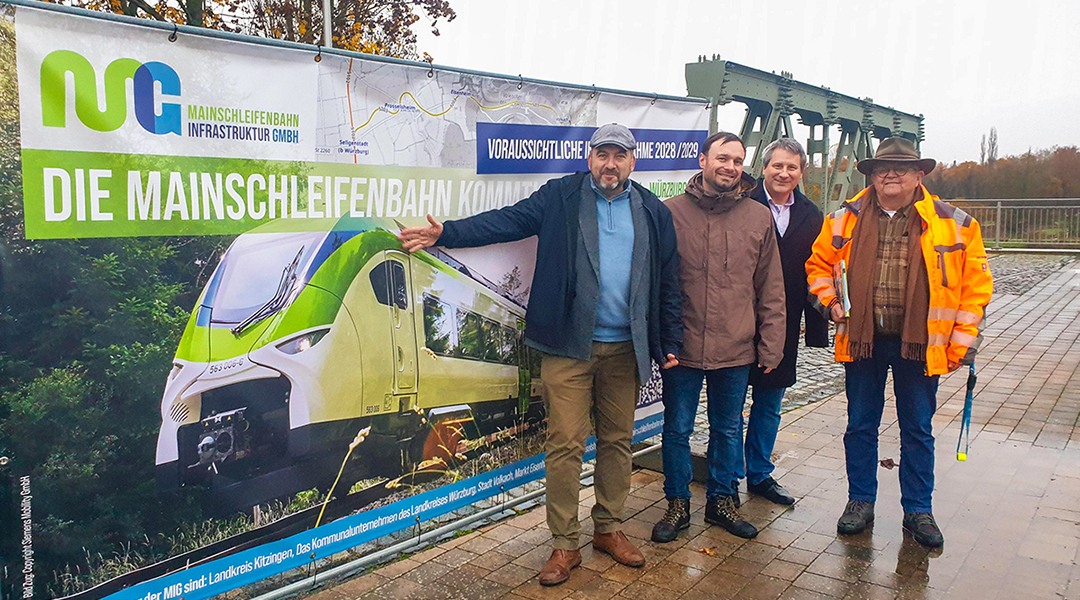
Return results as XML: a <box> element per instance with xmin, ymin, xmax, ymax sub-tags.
<box><xmin>661</xmin><ymin>364</ymin><xmax>750</xmax><ymax>499</ymax></box>
<box><xmin>735</xmin><ymin>386</ymin><xmax>787</xmax><ymax>486</ymax></box>
<box><xmin>844</xmin><ymin>338</ymin><xmax>939</xmax><ymax>513</ymax></box>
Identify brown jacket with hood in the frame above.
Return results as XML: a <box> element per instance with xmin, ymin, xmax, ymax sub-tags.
<box><xmin>665</xmin><ymin>171</ymin><xmax>787</xmax><ymax>370</ymax></box>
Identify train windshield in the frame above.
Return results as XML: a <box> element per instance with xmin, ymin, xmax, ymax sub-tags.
<box><xmin>208</xmin><ymin>232</ymin><xmax>326</xmax><ymax>324</ymax></box>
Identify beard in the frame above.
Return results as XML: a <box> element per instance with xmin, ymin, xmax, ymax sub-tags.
<box><xmin>595</xmin><ymin>172</ymin><xmax>624</xmax><ymax>191</ymax></box>
<box><xmin>707</xmin><ymin>171</ymin><xmax>740</xmax><ymax>193</ymax></box>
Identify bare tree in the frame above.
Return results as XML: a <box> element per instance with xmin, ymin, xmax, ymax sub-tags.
<box><xmin>980</xmin><ymin>134</ymin><xmax>986</xmax><ymax>165</ymax></box>
<box><xmin>988</xmin><ymin>127</ymin><xmax>999</xmax><ymax>164</ymax></box>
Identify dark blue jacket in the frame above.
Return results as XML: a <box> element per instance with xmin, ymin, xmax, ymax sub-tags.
<box><xmin>748</xmin><ymin>182</ymin><xmax>829</xmax><ymax>388</ymax></box>
<box><xmin>439</xmin><ymin>172</ymin><xmax>683</xmax><ymax>370</ymax></box>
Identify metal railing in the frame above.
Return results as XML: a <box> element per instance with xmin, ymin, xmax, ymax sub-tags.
<box><xmin>945</xmin><ymin>199</ymin><xmax>1080</xmax><ymax>249</ymax></box>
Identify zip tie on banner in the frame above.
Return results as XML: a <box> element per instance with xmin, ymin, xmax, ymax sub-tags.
<box><xmin>957</xmin><ymin>362</ymin><xmax>976</xmax><ymax>461</ymax></box>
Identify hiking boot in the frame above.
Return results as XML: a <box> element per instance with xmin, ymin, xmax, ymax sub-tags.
<box><xmin>837</xmin><ymin>500</ymin><xmax>875</xmax><ymax>535</ymax></box>
<box><xmin>903</xmin><ymin>512</ymin><xmax>944</xmax><ymax>548</ymax></box>
<box><xmin>704</xmin><ymin>495</ymin><xmax>758</xmax><ymax>539</ymax></box>
<box><xmin>651</xmin><ymin>497</ymin><xmax>691</xmax><ymax>543</ymax></box>
<box><xmin>747</xmin><ymin>477</ymin><xmax>796</xmax><ymax>506</ymax></box>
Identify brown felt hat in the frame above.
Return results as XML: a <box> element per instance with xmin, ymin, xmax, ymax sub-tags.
<box><xmin>856</xmin><ymin>137</ymin><xmax>936</xmax><ymax>176</ymax></box>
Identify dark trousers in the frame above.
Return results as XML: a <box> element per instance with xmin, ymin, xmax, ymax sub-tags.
<box><xmin>844</xmin><ymin>338</ymin><xmax>939</xmax><ymax>513</ymax></box>
<box><xmin>661</xmin><ymin>364</ymin><xmax>750</xmax><ymax>499</ymax></box>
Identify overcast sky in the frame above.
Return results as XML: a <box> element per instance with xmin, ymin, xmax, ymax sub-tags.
<box><xmin>416</xmin><ymin>0</ymin><xmax>1080</xmax><ymax>165</ymax></box>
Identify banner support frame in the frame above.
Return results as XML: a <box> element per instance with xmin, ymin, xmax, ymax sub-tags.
<box><xmin>0</xmin><ymin>0</ymin><xmax>708</xmax><ymax>109</ymax></box>
<box><xmin>322</xmin><ymin>0</ymin><xmax>330</xmax><ymax>49</ymax></box>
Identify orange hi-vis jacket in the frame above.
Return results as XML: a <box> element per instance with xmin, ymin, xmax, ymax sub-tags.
<box><xmin>806</xmin><ymin>186</ymin><xmax>993</xmax><ymax>375</ymax></box>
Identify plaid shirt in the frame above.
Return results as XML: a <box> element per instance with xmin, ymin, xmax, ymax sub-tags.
<box><xmin>873</xmin><ymin>202</ymin><xmax>913</xmax><ymax>335</ymax></box>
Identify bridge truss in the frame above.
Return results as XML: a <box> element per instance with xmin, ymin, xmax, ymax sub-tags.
<box><xmin>685</xmin><ymin>57</ymin><xmax>924</xmax><ymax>209</ymax></box>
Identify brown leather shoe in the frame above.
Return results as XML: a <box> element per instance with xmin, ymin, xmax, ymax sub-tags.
<box><xmin>538</xmin><ymin>549</ymin><xmax>581</xmax><ymax>586</ymax></box>
<box><xmin>591</xmin><ymin>531</ymin><xmax>645</xmax><ymax>568</ymax></box>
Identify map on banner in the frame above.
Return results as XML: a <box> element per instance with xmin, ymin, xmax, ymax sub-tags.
<box><xmin>314</xmin><ymin>57</ymin><xmax>597</xmax><ymax>167</ymax></box>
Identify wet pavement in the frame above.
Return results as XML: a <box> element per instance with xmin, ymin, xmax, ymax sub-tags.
<box><xmin>305</xmin><ymin>258</ymin><xmax>1080</xmax><ymax>600</ymax></box>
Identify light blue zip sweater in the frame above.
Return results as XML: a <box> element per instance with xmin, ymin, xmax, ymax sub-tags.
<box><xmin>590</xmin><ymin>178</ymin><xmax>635</xmax><ymax>342</ymax></box>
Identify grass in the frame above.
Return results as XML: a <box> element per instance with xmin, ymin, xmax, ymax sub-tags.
<box><xmin>59</xmin><ymin>416</ymin><xmax>548</xmax><ymax>596</ymax></box>
<box><xmin>49</xmin><ymin>491</ymin><xmax>330</xmax><ymax>597</ymax></box>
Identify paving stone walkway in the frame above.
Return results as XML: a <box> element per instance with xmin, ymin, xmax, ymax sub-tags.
<box><xmin>307</xmin><ymin>260</ymin><xmax>1080</xmax><ymax>600</ymax></box>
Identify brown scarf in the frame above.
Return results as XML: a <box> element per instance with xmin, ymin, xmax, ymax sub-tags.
<box><xmin>844</xmin><ymin>190</ymin><xmax>931</xmax><ymax>362</ymax></box>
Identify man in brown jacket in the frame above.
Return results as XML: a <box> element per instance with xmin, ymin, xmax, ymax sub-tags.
<box><xmin>650</xmin><ymin>131</ymin><xmax>786</xmax><ymax>543</ymax></box>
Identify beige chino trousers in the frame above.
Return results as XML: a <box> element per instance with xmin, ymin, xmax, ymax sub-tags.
<box><xmin>541</xmin><ymin>341</ymin><xmax>639</xmax><ymax>550</ymax></box>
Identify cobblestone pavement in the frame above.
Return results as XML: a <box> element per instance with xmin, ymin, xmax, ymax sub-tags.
<box><xmin>304</xmin><ymin>258</ymin><xmax>1080</xmax><ymax>600</ymax></box>
<box><xmin>688</xmin><ymin>252</ymin><xmax>1077</xmax><ymax>453</ymax></box>
<box><xmin>986</xmin><ymin>253</ymin><xmax>1076</xmax><ymax>295</ymax></box>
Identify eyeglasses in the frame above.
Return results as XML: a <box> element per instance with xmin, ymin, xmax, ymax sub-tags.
<box><xmin>872</xmin><ymin>165</ymin><xmax>917</xmax><ymax>177</ymax></box>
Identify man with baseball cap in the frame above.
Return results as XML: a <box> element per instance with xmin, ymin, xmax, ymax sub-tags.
<box><xmin>806</xmin><ymin>137</ymin><xmax>993</xmax><ymax>547</ymax></box>
<box><xmin>399</xmin><ymin>123</ymin><xmax>683</xmax><ymax>584</ymax></box>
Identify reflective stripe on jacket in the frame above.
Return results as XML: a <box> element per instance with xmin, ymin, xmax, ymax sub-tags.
<box><xmin>805</xmin><ymin>185</ymin><xmax>993</xmax><ymax>375</ymax></box>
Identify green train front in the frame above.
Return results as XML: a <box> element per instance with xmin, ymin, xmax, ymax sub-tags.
<box><xmin>155</xmin><ymin>217</ymin><xmax>541</xmax><ymax>507</ymax></box>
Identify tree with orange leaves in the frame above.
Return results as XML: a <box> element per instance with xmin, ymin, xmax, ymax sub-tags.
<box><xmin>46</xmin><ymin>0</ymin><xmax>455</xmax><ymax>59</ymax></box>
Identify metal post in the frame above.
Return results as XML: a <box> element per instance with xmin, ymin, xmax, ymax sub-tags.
<box><xmin>995</xmin><ymin>201</ymin><xmax>1002</xmax><ymax>249</ymax></box>
<box><xmin>322</xmin><ymin>0</ymin><xmax>331</xmax><ymax>48</ymax></box>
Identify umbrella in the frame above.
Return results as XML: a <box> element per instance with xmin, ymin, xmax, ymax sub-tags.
<box><xmin>956</xmin><ymin>362</ymin><xmax>976</xmax><ymax>461</ymax></box>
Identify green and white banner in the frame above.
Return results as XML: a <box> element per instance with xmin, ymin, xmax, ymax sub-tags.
<box><xmin>6</xmin><ymin>4</ymin><xmax>709</xmax><ymax>599</ymax></box>
<box><xmin>17</xmin><ymin>5</ymin><xmax>708</xmax><ymax>239</ymax></box>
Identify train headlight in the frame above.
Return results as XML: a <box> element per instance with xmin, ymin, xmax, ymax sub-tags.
<box><xmin>276</xmin><ymin>329</ymin><xmax>330</xmax><ymax>355</ymax></box>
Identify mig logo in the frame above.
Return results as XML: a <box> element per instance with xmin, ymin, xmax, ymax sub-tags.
<box><xmin>40</xmin><ymin>50</ymin><xmax>182</xmax><ymax>135</ymax></box>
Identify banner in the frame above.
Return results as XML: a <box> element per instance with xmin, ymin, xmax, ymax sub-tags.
<box><xmin>3</xmin><ymin>4</ymin><xmax>707</xmax><ymax>599</ymax></box>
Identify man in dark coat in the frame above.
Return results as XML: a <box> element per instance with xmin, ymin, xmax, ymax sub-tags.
<box><xmin>741</xmin><ymin>138</ymin><xmax>829</xmax><ymax>505</ymax></box>
<box><xmin>398</xmin><ymin>124</ymin><xmax>682</xmax><ymax>586</ymax></box>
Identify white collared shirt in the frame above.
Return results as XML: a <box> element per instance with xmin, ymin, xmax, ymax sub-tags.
<box><xmin>766</xmin><ymin>190</ymin><xmax>795</xmax><ymax>237</ymax></box>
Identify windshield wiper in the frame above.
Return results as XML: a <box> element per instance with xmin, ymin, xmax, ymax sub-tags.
<box><xmin>230</xmin><ymin>247</ymin><xmax>304</xmax><ymax>336</ymax></box>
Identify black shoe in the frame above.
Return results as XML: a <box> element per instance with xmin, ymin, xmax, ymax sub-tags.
<box><xmin>651</xmin><ymin>497</ymin><xmax>691</xmax><ymax>543</ymax></box>
<box><xmin>837</xmin><ymin>500</ymin><xmax>875</xmax><ymax>535</ymax></box>
<box><xmin>747</xmin><ymin>477</ymin><xmax>796</xmax><ymax>506</ymax></box>
<box><xmin>705</xmin><ymin>496</ymin><xmax>758</xmax><ymax>539</ymax></box>
<box><xmin>729</xmin><ymin>481</ymin><xmax>741</xmax><ymax>508</ymax></box>
<box><xmin>903</xmin><ymin>512</ymin><xmax>944</xmax><ymax>548</ymax></box>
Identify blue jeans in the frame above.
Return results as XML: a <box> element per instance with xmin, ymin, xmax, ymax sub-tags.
<box><xmin>735</xmin><ymin>386</ymin><xmax>787</xmax><ymax>486</ymax></box>
<box><xmin>661</xmin><ymin>364</ymin><xmax>750</xmax><ymax>499</ymax></box>
<box><xmin>844</xmin><ymin>338</ymin><xmax>939</xmax><ymax>513</ymax></box>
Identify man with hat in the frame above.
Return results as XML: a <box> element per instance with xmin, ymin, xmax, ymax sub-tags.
<box><xmin>806</xmin><ymin>137</ymin><xmax>993</xmax><ymax>547</ymax></box>
<box><xmin>399</xmin><ymin>123</ymin><xmax>683</xmax><ymax>584</ymax></box>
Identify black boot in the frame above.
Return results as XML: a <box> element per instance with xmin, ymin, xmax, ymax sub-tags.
<box><xmin>651</xmin><ymin>497</ymin><xmax>691</xmax><ymax>543</ymax></box>
<box><xmin>903</xmin><ymin>512</ymin><xmax>944</xmax><ymax>547</ymax></box>
<box><xmin>705</xmin><ymin>495</ymin><xmax>757</xmax><ymax>539</ymax></box>
<box><xmin>837</xmin><ymin>500</ymin><xmax>875</xmax><ymax>535</ymax></box>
